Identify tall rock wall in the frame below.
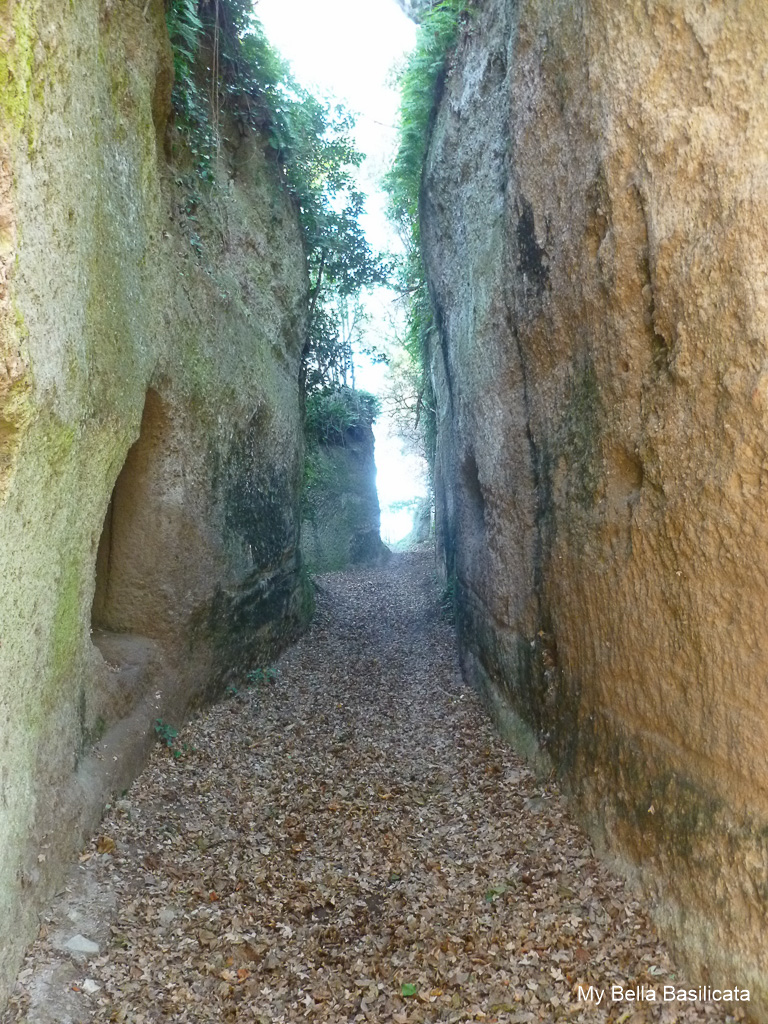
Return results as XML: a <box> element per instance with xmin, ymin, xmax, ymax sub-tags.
<box><xmin>0</xmin><ymin>0</ymin><xmax>309</xmax><ymax>1004</ymax></box>
<box><xmin>303</xmin><ymin>418</ymin><xmax>390</xmax><ymax>573</ymax></box>
<box><xmin>422</xmin><ymin>0</ymin><xmax>768</xmax><ymax>1009</ymax></box>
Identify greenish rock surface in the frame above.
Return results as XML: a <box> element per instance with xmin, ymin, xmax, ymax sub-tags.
<box><xmin>0</xmin><ymin>0</ymin><xmax>310</xmax><ymax>1005</ymax></box>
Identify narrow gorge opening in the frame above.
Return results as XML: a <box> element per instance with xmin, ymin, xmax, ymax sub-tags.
<box><xmin>3</xmin><ymin>0</ymin><xmax>766</xmax><ymax>1017</ymax></box>
<box><xmin>256</xmin><ymin>0</ymin><xmax>428</xmax><ymax>552</ymax></box>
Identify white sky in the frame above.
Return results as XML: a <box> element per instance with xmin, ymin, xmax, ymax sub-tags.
<box><xmin>255</xmin><ymin>0</ymin><xmax>427</xmax><ymax>543</ymax></box>
<box><xmin>255</xmin><ymin>0</ymin><xmax>415</xmax><ymax>251</ymax></box>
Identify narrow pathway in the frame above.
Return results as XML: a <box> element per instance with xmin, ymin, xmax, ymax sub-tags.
<box><xmin>5</xmin><ymin>555</ymin><xmax>736</xmax><ymax>1024</ymax></box>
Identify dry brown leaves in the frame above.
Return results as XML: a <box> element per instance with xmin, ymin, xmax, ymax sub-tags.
<box><xmin>3</xmin><ymin>554</ymin><xmax>743</xmax><ymax>1024</ymax></box>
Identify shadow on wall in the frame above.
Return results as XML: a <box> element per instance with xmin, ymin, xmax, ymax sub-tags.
<box><xmin>457</xmin><ymin>451</ymin><xmax>486</xmax><ymax>580</ymax></box>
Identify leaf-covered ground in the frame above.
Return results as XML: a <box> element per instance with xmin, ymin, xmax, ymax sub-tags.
<box><xmin>4</xmin><ymin>554</ymin><xmax>741</xmax><ymax>1023</ymax></box>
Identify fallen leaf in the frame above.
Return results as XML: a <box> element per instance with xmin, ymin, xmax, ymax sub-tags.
<box><xmin>3</xmin><ymin>557</ymin><xmax>734</xmax><ymax>1024</ymax></box>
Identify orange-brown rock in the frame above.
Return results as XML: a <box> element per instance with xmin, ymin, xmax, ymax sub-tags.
<box><xmin>422</xmin><ymin>0</ymin><xmax>768</xmax><ymax>1012</ymax></box>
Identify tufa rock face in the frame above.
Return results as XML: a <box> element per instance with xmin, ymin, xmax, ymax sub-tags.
<box><xmin>303</xmin><ymin>414</ymin><xmax>390</xmax><ymax>573</ymax></box>
<box><xmin>422</xmin><ymin>0</ymin><xmax>768</xmax><ymax>1008</ymax></box>
<box><xmin>0</xmin><ymin>0</ymin><xmax>309</xmax><ymax>1005</ymax></box>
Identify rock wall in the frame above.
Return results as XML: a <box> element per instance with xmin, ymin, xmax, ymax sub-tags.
<box><xmin>0</xmin><ymin>0</ymin><xmax>309</xmax><ymax>1004</ymax></box>
<box><xmin>302</xmin><ymin>420</ymin><xmax>389</xmax><ymax>573</ymax></box>
<box><xmin>422</xmin><ymin>0</ymin><xmax>768</xmax><ymax>1009</ymax></box>
<box><xmin>404</xmin><ymin>495</ymin><xmax>433</xmax><ymax>548</ymax></box>
<box><xmin>394</xmin><ymin>0</ymin><xmax>434</xmax><ymax>22</ymax></box>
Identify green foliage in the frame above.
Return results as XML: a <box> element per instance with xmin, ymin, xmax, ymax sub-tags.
<box><xmin>386</xmin><ymin>0</ymin><xmax>469</xmax><ymax>232</ymax></box>
<box><xmin>259</xmin><ymin>73</ymin><xmax>388</xmax><ymax>393</ymax></box>
<box><xmin>302</xmin><ymin>387</ymin><xmax>381</xmax><ymax>532</ymax></box>
<box><xmin>166</xmin><ymin>0</ymin><xmax>216</xmax><ymax>179</ymax></box>
<box><xmin>484</xmin><ymin>882</ymin><xmax>509</xmax><ymax>903</ymax></box>
<box><xmin>225</xmin><ymin>665</ymin><xmax>278</xmax><ymax>699</ymax></box>
<box><xmin>380</xmin><ymin>341</ymin><xmax>434</xmax><ymax>464</ymax></box>
<box><xmin>154</xmin><ymin>718</ymin><xmax>186</xmax><ymax>759</ymax></box>
<box><xmin>306</xmin><ymin>294</ymin><xmax>367</xmax><ymax>396</ymax></box>
<box><xmin>154</xmin><ymin>718</ymin><xmax>194</xmax><ymax>758</ymax></box>
<box><xmin>165</xmin><ymin>0</ymin><xmax>388</xmax><ymax>392</ymax></box>
<box><xmin>301</xmin><ymin>172</ymin><xmax>391</xmax><ymax>396</ymax></box>
<box><xmin>166</xmin><ymin>0</ymin><xmax>298</xmax><ymax>179</ymax></box>
<box><xmin>154</xmin><ymin>718</ymin><xmax>179</xmax><ymax>748</ymax></box>
<box><xmin>384</xmin><ymin>0</ymin><xmax>471</xmax><ymax>470</ymax></box>
<box><xmin>305</xmin><ymin>387</ymin><xmax>380</xmax><ymax>447</ymax></box>
<box><xmin>246</xmin><ymin>665</ymin><xmax>279</xmax><ymax>687</ymax></box>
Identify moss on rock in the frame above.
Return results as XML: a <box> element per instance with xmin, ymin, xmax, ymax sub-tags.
<box><xmin>0</xmin><ymin>0</ymin><xmax>310</xmax><ymax>1008</ymax></box>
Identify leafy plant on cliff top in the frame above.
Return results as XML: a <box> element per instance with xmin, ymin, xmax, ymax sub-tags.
<box><xmin>386</xmin><ymin>0</ymin><xmax>470</xmax><ymax>232</ymax></box>
<box><xmin>305</xmin><ymin>388</ymin><xmax>380</xmax><ymax>448</ymax></box>
<box><xmin>302</xmin><ymin>386</ymin><xmax>381</xmax><ymax>527</ymax></box>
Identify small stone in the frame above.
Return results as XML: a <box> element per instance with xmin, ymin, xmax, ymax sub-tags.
<box><xmin>82</xmin><ymin>978</ymin><xmax>101</xmax><ymax>994</ymax></box>
<box><xmin>64</xmin><ymin>934</ymin><xmax>100</xmax><ymax>955</ymax></box>
<box><xmin>158</xmin><ymin>906</ymin><xmax>178</xmax><ymax>927</ymax></box>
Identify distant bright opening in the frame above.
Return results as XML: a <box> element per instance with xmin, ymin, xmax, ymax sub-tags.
<box><xmin>257</xmin><ymin>0</ymin><xmax>428</xmax><ymax>545</ymax></box>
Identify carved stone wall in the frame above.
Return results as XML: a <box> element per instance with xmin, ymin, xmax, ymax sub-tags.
<box><xmin>422</xmin><ymin>0</ymin><xmax>768</xmax><ymax>1009</ymax></box>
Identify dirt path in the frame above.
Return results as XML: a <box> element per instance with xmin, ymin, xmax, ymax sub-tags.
<box><xmin>4</xmin><ymin>554</ymin><xmax>737</xmax><ymax>1024</ymax></box>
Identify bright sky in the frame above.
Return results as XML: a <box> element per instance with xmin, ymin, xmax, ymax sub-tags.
<box><xmin>255</xmin><ymin>0</ymin><xmax>415</xmax><ymax>250</ymax></box>
<box><xmin>256</xmin><ymin>0</ymin><xmax>427</xmax><ymax>544</ymax></box>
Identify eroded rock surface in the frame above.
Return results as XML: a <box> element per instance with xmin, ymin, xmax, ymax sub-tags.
<box><xmin>422</xmin><ymin>0</ymin><xmax>768</xmax><ymax>1010</ymax></box>
<box><xmin>0</xmin><ymin>0</ymin><xmax>309</xmax><ymax>1005</ymax></box>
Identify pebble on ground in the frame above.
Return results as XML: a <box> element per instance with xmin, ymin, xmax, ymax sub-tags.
<box><xmin>2</xmin><ymin>554</ymin><xmax>744</xmax><ymax>1024</ymax></box>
